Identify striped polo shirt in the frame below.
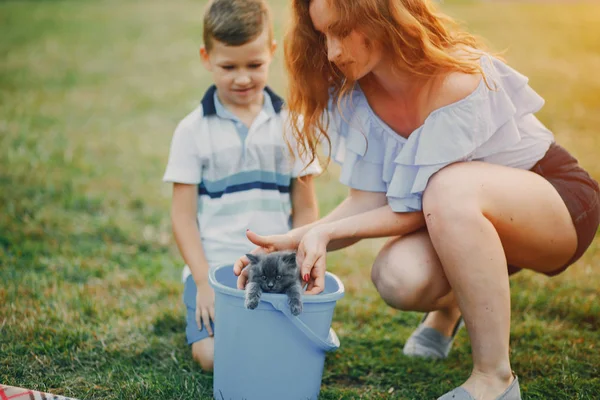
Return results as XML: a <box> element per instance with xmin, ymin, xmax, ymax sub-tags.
<box><xmin>163</xmin><ymin>86</ymin><xmax>321</xmax><ymax>281</ymax></box>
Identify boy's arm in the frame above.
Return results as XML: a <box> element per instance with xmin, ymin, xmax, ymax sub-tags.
<box><xmin>171</xmin><ymin>182</ymin><xmax>215</xmax><ymax>335</ymax></box>
<box><xmin>171</xmin><ymin>183</ymin><xmax>210</xmax><ymax>285</ymax></box>
<box><xmin>290</xmin><ymin>175</ymin><xmax>319</xmax><ymax>228</ymax></box>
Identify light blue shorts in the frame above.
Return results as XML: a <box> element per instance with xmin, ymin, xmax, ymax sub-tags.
<box><xmin>183</xmin><ymin>275</ymin><xmax>215</xmax><ymax>345</ymax></box>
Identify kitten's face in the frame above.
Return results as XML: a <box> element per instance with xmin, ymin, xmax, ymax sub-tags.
<box><xmin>246</xmin><ymin>252</ymin><xmax>299</xmax><ymax>293</ymax></box>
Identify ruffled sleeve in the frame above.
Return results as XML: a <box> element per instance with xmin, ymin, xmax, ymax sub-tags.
<box><xmin>325</xmin><ymin>95</ymin><xmax>389</xmax><ymax>192</ymax></box>
<box><xmin>386</xmin><ymin>56</ymin><xmax>545</xmax><ymax>212</ymax></box>
<box><xmin>325</xmin><ymin>56</ymin><xmax>546</xmax><ymax>213</ymax></box>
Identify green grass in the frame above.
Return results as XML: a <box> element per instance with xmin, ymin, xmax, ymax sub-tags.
<box><xmin>1</xmin><ymin>0</ymin><xmax>599</xmax><ymax>399</ymax></box>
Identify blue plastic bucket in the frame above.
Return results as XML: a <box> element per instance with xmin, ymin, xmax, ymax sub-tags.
<box><xmin>208</xmin><ymin>264</ymin><xmax>345</xmax><ymax>400</ymax></box>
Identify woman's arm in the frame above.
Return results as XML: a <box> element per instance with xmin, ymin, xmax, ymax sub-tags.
<box><xmin>233</xmin><ymin>188</ymin><xmax>388</xmax><ymax>280</ymax></box>
<box><xmin>290</xmin><ymin>175</ymin><xmax>319</xmax><ymax>228</ymax></box>
<box><xmin>319</xmin><ymin>206</ymin><xmax>425</xmax><ymax>250</ymax></box>
<box><xmin>296</xmin><ymin>206</ymin><xmax>424</xmax><ymax>294</ymax></box>
<box><xmin>288</xmin><ymin>188</ymin><xmax>389</xmax><ymax>245</ymax></box>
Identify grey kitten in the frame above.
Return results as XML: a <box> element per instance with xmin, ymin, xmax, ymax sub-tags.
<box><xmin>244</xmin><ymin>251</ymin><xmax>303</xmax><ymax>316</ymax></box>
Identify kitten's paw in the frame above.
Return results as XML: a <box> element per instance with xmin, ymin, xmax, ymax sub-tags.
<box><xmin>289</xmin><ymin>300</ymin><xmax>303</xmax><ymax>316</ymax></box>
<box><xmin>245</xmin><ymin>297</ymin><xmax>259</xmax><ymax>310</ymax></box>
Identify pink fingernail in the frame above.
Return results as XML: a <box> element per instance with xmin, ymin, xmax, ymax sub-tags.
<box><xmin>303</xmin><ymin>274</ymin><xmax>309</xmax><ymax>282</ymax></box>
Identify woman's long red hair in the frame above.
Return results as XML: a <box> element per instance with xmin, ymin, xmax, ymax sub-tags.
<box><xmin>284</xmin><ymin>0</ymin><xmax>489</xmax><ymax>166</ymax></box>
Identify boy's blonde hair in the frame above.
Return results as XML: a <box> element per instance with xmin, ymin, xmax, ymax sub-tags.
<box><xmin>203</xmin><ymin>0</ymin><xmax>273</xmax><ymax>52</ymax></box>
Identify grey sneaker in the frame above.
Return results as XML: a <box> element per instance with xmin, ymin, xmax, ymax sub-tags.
<box><xmin>437</xmin><ymin>374</ymin><xmax>521</xmax><ymax>400</ymax></box>
<box><xmin>402</xmin><ymin>313</ymin><xmax>464</xmax><ymax>359</ymax></box>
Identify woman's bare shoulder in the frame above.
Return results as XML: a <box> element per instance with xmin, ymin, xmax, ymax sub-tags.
<box><xmin>429</xmin><ymin>71</ymin><xmax>482</xmax><ymax>113</ymax></box>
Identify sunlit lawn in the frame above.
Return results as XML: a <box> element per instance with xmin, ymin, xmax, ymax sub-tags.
<box><xmin>1</xmin><ymin>0</ymin><xmax>598</xmax><ymax>398</ymax></box>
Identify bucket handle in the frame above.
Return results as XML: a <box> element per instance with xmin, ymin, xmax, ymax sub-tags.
<box><xmin>265</xmin><ymin>298</ymin><xmax>340</xmax><ymax>352</ymax></box>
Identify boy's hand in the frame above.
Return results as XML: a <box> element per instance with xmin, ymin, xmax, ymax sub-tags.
<box><xmin>233</xmin><ymin>230</ymin><xmax>299</xmax><ymax>289</ymax></box>
<box><xmin>195</xmin><ymin>281</ymin><xmax>215</xmax><ymax>336</ymax></box>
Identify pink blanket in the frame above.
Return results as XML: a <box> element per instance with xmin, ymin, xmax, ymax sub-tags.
<box><xmin>0</xmin><ymin>384</ymin><xmax>79</xmax><ymax>400</ymax></box>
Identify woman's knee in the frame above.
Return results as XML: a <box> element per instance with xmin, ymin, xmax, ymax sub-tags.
<box><xmin>192</xmin><ymin>339</ymin><xmax>214</xmax><ymax>371</ymax></box>
<box><xmin>423</xmin><ymin>163</ymin><xmax>482</xmax><ymax>227</ymax></box>
<box><xmin>371</xmin><ymin>235</ymin><xmax>448</xmax><ymax>311</ymax></box>
<box><xmin>372</xmin><ymin>265</ymin><xmax>429</xmax><ymax>310</ymax></box>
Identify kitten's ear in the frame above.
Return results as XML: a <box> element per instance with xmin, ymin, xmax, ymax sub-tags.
<box><xmin>282</xmin><ymin>252</ymin><xmax>297</xmax><ymax>266</ymax></box>
<box><xmin>246</xmin><ymin>253</ymin><xmax>260</xmax><ymax>265</ymax></box>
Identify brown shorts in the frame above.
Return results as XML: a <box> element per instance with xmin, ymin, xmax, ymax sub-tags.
<box><xmin>507</xmin><ymin>143</ymin><xmax>600</xmax><ymax>276</ymax></box>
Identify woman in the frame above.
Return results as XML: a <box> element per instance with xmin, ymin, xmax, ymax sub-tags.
<box><xmin>234</xmin><ymin>0</ymin><xmax>600</xmax><ymax>398</ymax></box>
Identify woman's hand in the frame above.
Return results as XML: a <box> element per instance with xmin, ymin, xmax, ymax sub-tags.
<box><xmin>233</xmin><ymin>230</ymin><xmax>299</xmax><ymax>289</ymax></box>
<box><xmin>195</xmin><ymin>280</ymin><xmax>215</xmax><ymax>336</ymax></box>
<box><xmin>297</xmin><ymin>226</ymin><xmax>331</xmax><ymax>295</ymax></box>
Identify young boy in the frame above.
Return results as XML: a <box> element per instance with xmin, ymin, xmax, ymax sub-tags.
<box><xmin>162</xmin><ymin>0</ymin><xmax>321</xmax><ymax>371</ymax></box>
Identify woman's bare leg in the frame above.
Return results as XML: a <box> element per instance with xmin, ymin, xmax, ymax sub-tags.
<box><xmin>371</xmin><ymin>230</ymin><xmax>462</xmax><ymax>336</ymax></box>
<box><xmin>422</xmin><ymin>162</ymin><xmax>576</xmax><ymax>399</ymax></box>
